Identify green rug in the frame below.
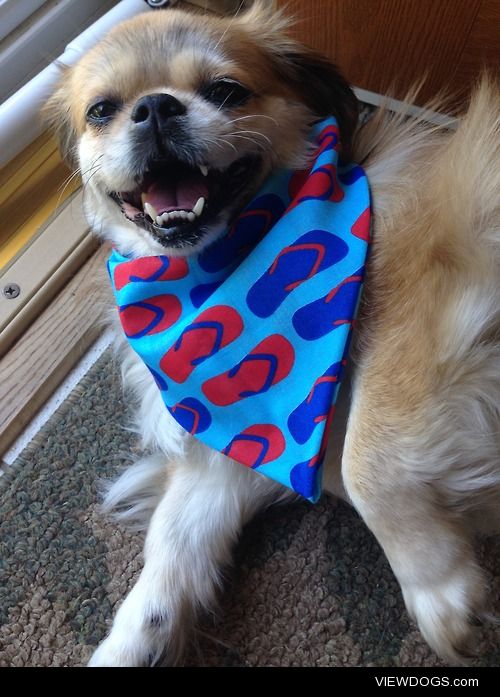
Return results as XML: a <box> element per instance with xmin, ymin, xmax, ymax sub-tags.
<box><xmin>1</xmin><ymin>349</ymin><xmax>499</xmax><ymax>667</ymax></box>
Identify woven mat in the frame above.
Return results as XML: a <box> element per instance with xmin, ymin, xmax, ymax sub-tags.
<box><xmin>1</xmin><ymin>349</ymin><xmax>499</xmax><ymax>667</ymax></box>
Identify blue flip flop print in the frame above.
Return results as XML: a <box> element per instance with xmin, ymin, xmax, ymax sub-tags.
<box><xmin>288</xmin><ymin>362</ymin><xmax>342</xmax><ymax>444</ymax></box>
<box><xmin>290</xmin><ymin>458</ymin><xmax>323</xmax><ymax>503</ymax></box>
<box><xmin>167</xmin><ymin>397</ymin><xmax>212</xmax><ymax>435</ymax></box>
<box><xmin>246</xmin><ymin>229</ymin><xmax>349</xmax><ymax>318</ymax></box>
<box><xmin>199</xmin><ymin>194</ymin><xmax>286</xmax><ymax>273</ymax></box>
<box><xmin>293</xmin><ymin>270</ymin><xmax>364</xmax><ymax>340</ymax></box>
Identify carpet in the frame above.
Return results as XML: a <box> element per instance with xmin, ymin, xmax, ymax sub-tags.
<box><xmin>1</xmin><ymin>349</ymin><xmax>499</xmax><ymax>667</ymax></box>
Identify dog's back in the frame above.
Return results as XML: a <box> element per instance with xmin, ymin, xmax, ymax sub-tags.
<box><xmin>340</xmin><ymin>78</ymin><xmax>500</xmax><ymax>659</ymax></box>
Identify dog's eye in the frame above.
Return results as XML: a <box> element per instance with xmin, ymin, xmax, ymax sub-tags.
<box><xmin>201</xmin><ymin>79</ymin><xmax>252</xmax><ymax>108</ymax></box>
<box><xmin>86</xmin><ymin>100</ymin><xmax>119</xmax><ymax>125</ymax></box>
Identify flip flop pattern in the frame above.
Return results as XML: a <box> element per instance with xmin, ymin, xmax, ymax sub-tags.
<box><xmin>107</xmin><ymin>116</ymin><xmax>371</xmax><ymax>501</ymax></box>
<box><xmin>202</xmin><ymin>335</ymin><xmax>295</xmax><ymax>406</ymax></box>
<box><xmin>292</xmin><ymin>270</ymin><xmax>365</xmax><ymax>341</ymax></box>
<box><xmin>112</xmin><ymin>255</ymin><xmax>188</xmax><ymax>291</ymax></box>
<box><xmin>160</xmin><ymin>306</ymin><xmax>244</xmax><ymax>383</ymax></box>
<box><xmin>288</xmin><ymin>361</ymin><xmax>342</xmax><ymax>444</ymax></box>
<box><xmin>119</xmin><ymin>295</ymin><xmax>182</xmax><ymax>339</ymax></box>
<box><xmin>167</xmin><ymin>397</ymin><xmax>212</xmax><ymax>435</ymax></box>
<box><xmin>246</xmin><ymin>229</ymin><xmax>349</xmax><ymax>318</ymax></box>
<box><xmin>223</xmin><ymin>425</ymin><xmax>286</xmax><ymax>468</ymax></box>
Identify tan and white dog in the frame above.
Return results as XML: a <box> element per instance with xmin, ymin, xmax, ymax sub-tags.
<box><xmin>44</xmin><ymin>2</ymin><xmax>500</xmax><ymax>666</ymax></box>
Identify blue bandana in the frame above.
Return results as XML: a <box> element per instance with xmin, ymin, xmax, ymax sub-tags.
<box><xmin>107</xmin><ymin>117</ymin><xmax>370</xmax><ymax>502</ymax></box>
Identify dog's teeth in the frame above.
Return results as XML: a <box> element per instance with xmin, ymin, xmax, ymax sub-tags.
<box><xmin>154</xmin><ymin>209</ymin><xmax>195</xmax><ymax>227</ymax></box>
<box><xmin>193</xmin><ymin>197</ymin><xmax>205</xmax><ymax>217</ymax></box>
<box><xmin>144</xmin><ymin>202</ymin><xmax>158</xmax><ymax>220</ymax></box>
<box><xmin>199</xmin><ymin>164</ymin><xmax>208</xmax><ymax>177</ymax></box>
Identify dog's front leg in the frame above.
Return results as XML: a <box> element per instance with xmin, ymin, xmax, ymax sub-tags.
<box><xmin>89</xmin><ymin>448</ymin><xmax>286</xmax><ymax>667</ymax></box>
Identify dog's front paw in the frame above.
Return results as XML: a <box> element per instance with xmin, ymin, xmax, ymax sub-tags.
<box><xmin>88</xmin><ymin>579</ymin><xmax>187</xmax><ymax>667</ymax></box>
<box><xmin>89</xmin><ymin>622</ymin><xmax>172</xmax><ymax>667</ymax></box>
<box><xmin>89</xmin><ymin>624</ymin><xmax>165</xmax><ymax>667</ymax></box>
<box><xmin>89</xmin><ymin>636</ymin><xmax>148</xmax><ymax>667</ymax></box>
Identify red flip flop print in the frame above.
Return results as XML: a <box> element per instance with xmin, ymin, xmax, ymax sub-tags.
<box><xmin>160</xmin><ymin>305</ymin><xmax>243</xmax><ymax>383</ymax></box>
<box><xmin>315</xmin><ymin>123</ymin><xmax>340</xmax><ymax>156</ymax></box>
<box><xmin>286</xmin><ymin>125</ymin><xmax>340</xmax><ymax>204</ymax></box>
<box><xmin>202</xmin><ymin>334</ymin><xmax>295</xmax><ymax>406</ymax></box>
<box><xmin>119</xmin><ymin>295</ymin><xmax>182</xmax><ymax>339</ymax></box>
<box><xmin>287</xmin><ymin>163</ymin><xmax>344</xmax><ymax>214</ymax></box>
<box><xmin>351</xmin><ymin>207</ymin><xmax>371</xmax><ymax>242</ymax></box>
<box><xmin>113</xmin><ymin>255</ymin><xmax>188</xmax><ymax>291</ymax></box>
<box><xmin>223</xmin><ymin>424</ymin><xmax>286</xmax><ymax>468</ymax></box>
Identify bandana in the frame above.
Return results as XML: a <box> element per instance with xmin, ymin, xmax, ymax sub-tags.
<box><xmin>107</xmin><ymin>117</ymin><xmax>370</xmax><ymax>502</ymax></box>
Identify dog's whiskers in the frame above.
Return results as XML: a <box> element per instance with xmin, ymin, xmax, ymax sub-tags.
<box><xmin>224</xmin><ymin>133</ymin><xmax>267</xmax><ymax>151</ymax></box>
<box><xmin>55</xmin><ymin>155</ymin><xmax>104</xmax><ymax>210</ymax></box>
<box><xmin>225</xmin><ymin>114</ymin><xmax>279</xmax><ymax>128</ymax></box>
<box><xmin>226</xmin><ymin>129</ymin><xmax>272</xmax><ymax>146</ymax></box>
<box><xmin>210</xmin><ymin>136</ymin><xmax>238</xmax><ymax>154</ymax></box>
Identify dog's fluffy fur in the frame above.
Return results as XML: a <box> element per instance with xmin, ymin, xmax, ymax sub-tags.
<box><xmin>44</xmin><ymin>2</ymin><xmax>500</xmax><ymax>666</ymax></box>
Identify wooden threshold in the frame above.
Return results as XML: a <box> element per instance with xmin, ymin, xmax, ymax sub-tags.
<box><xmin>0</xmin><ymin>189</ymin><xmax>96</xmax><ymax>356</ymax></box>
<box><xmin>0</xmin><ymin>244</ymin><xmax>112</xmax><ymax>456</ymax></box>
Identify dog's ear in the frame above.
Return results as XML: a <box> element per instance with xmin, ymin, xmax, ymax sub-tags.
<box><xmin>272</xmin><ymin>47</ymin><xmax>359</xmax><ymax>155</ymax></box>
<box><xmin>239</xmin><ymin>1</ymin><xmax>358</xmax><ymax>154</ymax></box>
<box><xmin>42</xmin><ymin>68</ymin><xmax>78</xmax><ymax>167</ymax></box>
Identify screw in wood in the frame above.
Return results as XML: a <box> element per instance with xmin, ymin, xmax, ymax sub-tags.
<box><xmin>3</xmin><ymin>283</ymin><xmax>21</xmax><ymax>299</ymax></box>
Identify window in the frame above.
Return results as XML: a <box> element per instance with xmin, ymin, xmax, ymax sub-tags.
<box><xmin>0</xmin><ymin>0</ymin><xmax>117</xmax><ymax>105</ymax></box>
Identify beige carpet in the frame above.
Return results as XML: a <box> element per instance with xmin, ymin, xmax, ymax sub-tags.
<box><xmin>1</xmin><ymin>350</ymin><xmax>499</xmax><ymax>667</ymax></box>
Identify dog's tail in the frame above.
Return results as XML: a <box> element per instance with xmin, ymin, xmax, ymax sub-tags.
<box><xmin>440</xmin><ymin>76</ymin><xmax>500</xmax><ymax>252</ymax></box>
<box><xmin>355</xmin><ymin>76</ymin><xmax>500</xmax><ymax>359</ymax></box>
<box><xmin>352</xmin><ymin>84</ymin><xmax>452</xmax><ymax>225</ymax></box>
<box><xmin>431</xmin><ymin>77</ymin><xmax>500</xmax><ymax>366</ymax></box>
<box><xmin>355</xmin><ymin>76</ymin><xmax>500</xmax><ymax>237</ymax></box>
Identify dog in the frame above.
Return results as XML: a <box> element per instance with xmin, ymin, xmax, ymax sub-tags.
<box><xmin>43</xmin><ymin>2</ymin><xmax>500</xmax><ymax>666</ymax></box>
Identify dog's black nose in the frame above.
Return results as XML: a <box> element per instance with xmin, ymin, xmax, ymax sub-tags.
<box><xmin>131</xmin><ymin>93</ymin><xmax>187</xmax><ymax>126</ymax></box>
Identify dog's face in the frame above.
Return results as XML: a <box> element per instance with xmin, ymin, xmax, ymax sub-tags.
<box><xmin>46</xmin><ymin>3</ymin><xmax>357</xmax><ymax>256</ymax></box>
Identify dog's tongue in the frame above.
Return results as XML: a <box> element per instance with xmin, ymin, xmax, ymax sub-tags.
<box><xmin>144</xmin><ymin>175</ymin><xmax>209</xmax><ymax>215</ymax></box>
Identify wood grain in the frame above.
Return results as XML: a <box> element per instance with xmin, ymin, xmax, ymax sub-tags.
<box><xmin>0</xmin><ymin>190</ymin><xmax>97</xmax><ymax>356</ymax></box>
<box><xmin>0</xmin><ymin>245</ymin><xmax>112</xmax><ymax>455</ymax></box>
<box><xmin>454</xmin><ymin>0</ymin><xmax>500</xmax><ymax>91</ymax></box>
<box><xmin>279</xmin><ymin>0</ymin><xmax>488</xmax><ymax>105</ymax></box>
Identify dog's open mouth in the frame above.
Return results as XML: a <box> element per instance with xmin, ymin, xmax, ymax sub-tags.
<box><xmin>109</xmin><ymin>155</ymin><xmax>260</xmax><ymax>247</ymax></box>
